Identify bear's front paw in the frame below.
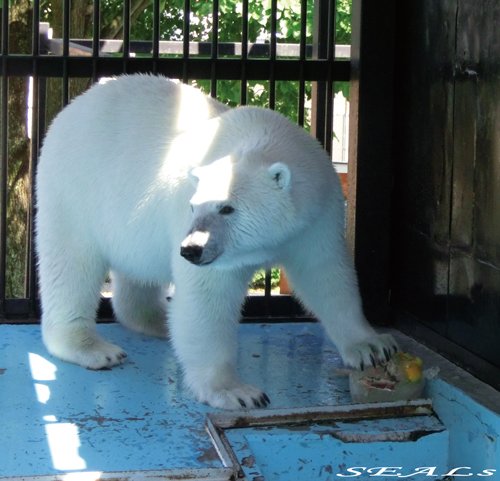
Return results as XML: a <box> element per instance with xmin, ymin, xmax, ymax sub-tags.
<box><xmin>80</xmin><ymin>339</ymin><xmax>128</xmax><ymax>370</ymax></box>
<box><xmin>190</xmin><ymin>381</ymin><xmax>270</xmax><ymax>410</ymax></box>
<box><xmin>43</xmin><ymin>327</ymin><xmax>127</xmax><ymax>370</ymax></box>
<box><xmin>341</xmin><ymin>333</ymin><xmax>399</xmax><ymax>370</ymax></box>
<box><xmin>183</xmin><ymin>363</ymin><xmax>270</xmax><ymax>409</ymax></box>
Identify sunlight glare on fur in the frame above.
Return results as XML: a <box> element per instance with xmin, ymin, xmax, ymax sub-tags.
<box><xmin>175</xmin><ymin>79</ymin><xmax>210</xmax><ymax>131</ymax></box>
<box><xmin>190</xmin><ymin>156</ymin><xmax>234</xmax><ymax>204</ymax></box>
<box><xmin>159</xmin><ymin>117</ymin><xmax>222</xmax><ymax>186</ymax></box>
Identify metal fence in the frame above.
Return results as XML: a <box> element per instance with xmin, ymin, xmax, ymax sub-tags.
<box><xmin>0</xmin><ymin>0</ymin><xmax>350</xmax><ymax>322</ymax></box>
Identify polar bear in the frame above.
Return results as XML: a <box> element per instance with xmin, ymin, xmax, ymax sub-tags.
<box><xmin>36</xmin><ymin>75</ymin><xmax>397</xmax><ymax>409</ymax></box>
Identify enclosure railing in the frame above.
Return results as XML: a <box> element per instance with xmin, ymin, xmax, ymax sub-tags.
<box><xmin>0</xmin><ymin>0</ymin><xmax>350</xmax><ymax>322</ymax></box>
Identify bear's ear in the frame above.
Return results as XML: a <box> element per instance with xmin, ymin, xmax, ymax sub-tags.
<box><xmin>268</xmin><ymin>162</ymin><xmax>291</xmax><ymax>191</ymax></box>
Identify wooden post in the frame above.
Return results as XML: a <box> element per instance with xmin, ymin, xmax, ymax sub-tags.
<box><xmin>348</xmin><ymin>0</ymin><xmax>396</xmax><ymax>324</ymax></box>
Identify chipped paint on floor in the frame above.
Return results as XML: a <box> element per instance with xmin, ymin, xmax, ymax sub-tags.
<box><xmin>0</xmin><ymin>322</ymin><xmax>499</xmax><ymax>480</ymax></box>
<box><xmin>224</xmin><ymin>415</ymin><xmax>449</xmax><ymax>480</ymax></box>
<box><xmin>0</xmin><ymin>322</ymin><xmax>349</xmax><ymax>478</ymax></box>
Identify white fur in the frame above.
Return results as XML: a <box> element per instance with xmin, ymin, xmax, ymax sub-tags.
<box><xmin>36</xmin><ymin>75</ymin><xmax>397</xmax><ymax>409</ymax></box>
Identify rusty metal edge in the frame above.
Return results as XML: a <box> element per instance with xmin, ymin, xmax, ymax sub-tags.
<box><xmin>204</xmin><ymin>418</ymin><xmax>239</xmax><ymax>473</ymax></box>
<box><xmin>207</xmin><ymin>399</ymin><xmax>434</xmax><ymax>430</ymax></box>
<box><xmin>0</xmin><ymin>467</ymin><xmax>235</xmax><ymax>481</ymax></box>
<box><xmin>204</xmin><ymin>400</ymin><xmax>435</xmax><ymax>480</ymax></box>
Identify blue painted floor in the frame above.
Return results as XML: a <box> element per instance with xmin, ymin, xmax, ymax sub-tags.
<box><xmin>0</xmin><ymin>322</ymin><xmax>350</xmax><ymax>477</ymax></box>
<box><xmin>1</xmin><ymin>322</ymin><xmax>499</xmax><ymax>480</ymax></box>
<box><xmin>226</xmin><ymin>415</ymin><xmax>448</xmax><ymax>480</ymax></box>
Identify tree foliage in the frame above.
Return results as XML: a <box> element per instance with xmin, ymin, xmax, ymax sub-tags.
<box><xmin>39</xmin><ymin>0</ymin><xmax>351</xmax><ymax>124</ymax></box>
<box><xmin>4</xmin><ymin>0</ymin><xmax>351</xmax><ymax>297</ymax></box>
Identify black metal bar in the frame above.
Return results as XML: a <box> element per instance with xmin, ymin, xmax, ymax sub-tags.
<box><xmin>347</xmin><ymin>0</ymin><xmax>396</xmax><ymax>323</ymax></box>
<box><xmin>92</xmin><ymin>0</ymin><xmax>100</xmax><ymax>81</ymax></box>
<box><xmin>47</xmin><ymin>38</ymin><xmax>348</xmax><ymax>58</ymax></box>
<box><xmin>26</xmin><ymin>0</ymin><xmax>41</xmax><ymax>313</ymax></box>
<box><xmin>311</xmin><ymin>0</ymin><xmax>329</xmax><ymax>147</ymax></box>
<box><xmin>2</xmin><ymin>299</ymin><xmax>40</xmax><ymax>321</ymax></box>
<box><xmin>269</xmin><ymin>0</ymin><xmax>278</xmax><ymax>110</ymax></box>
<box><xmin>0</xmin><ymin>0</ymin><xmax>8</xmax><ymax>312</ymax></box>
<box><xmin>240</xmin><ymin>0</ymin><xmax>249</xmax><ymax>105</ymax></box>
<box><xmin>1</xmin><ymin>0</ymin><xmax>7</xmax><ymax>54</ymax></box>
<box><xmin>210</xmin><ymin>0</ymin><xmax>219</xmax><ymax>98</ymax></box>
<box><xmin>300</xmin><ymin>0</ymin><xmax>308</xmax><ymax>61</ymax></box>
<box><xmin>1</xmin><ymin>293</ymin><xmax>311</xmax><ymax>323</ymax></box>
<box><xmin>327</xmin><ymin>0</ymin><xmax>336</xmax><ymax>62</ymax></box>
<box><xmin>62</xmin><ymin>0</ymin><xmax>70</xmax><ymax>57</ymax></box>
<box><xmin>298</xmin><ymin>0</ymin><xmax>308</xmax><ymax>126</ymax></box>
<box><xmin>152</xmin><ymin>0</ymin><xmax>160</xmax><ymax>74</ymax></box>
<box><xmin>32</xmin><ymin>0</ymin><xmax>40</xmax><ymax>56</ymax></box>
<box><xmin>264</xmin><ymin>271</ymin><xmax>272</xmax><ymax>301</ymax></box>
<box><xmin>123</xmin><ymin>0</ymin><xmax>131</xmax><ymax>67</ymax></box>
<box><xmin>182</xmin><ymin>0</ymin><xmax>190</xmax><ymax>82</ymax></box>
<box><xmin>323</xmin><ymin>0</ymin><xmax>336</xmax><ymax>154</ymax></box>
<box><xmin>0</xmin><ymin>55</ymin><xmax>351</xmax><ymax>82</ymax></box>
<box><xmin>26</xmin><ymin>77</ymin><xmax>39</xmax><ymax>315</ymax></box>
<box><xmin>263</xmin><ymin>0</ymin><xmax>275</xmax><ymax>289</ymax></box>
<box><xmin>62</xmin><ymin>0</ymin><xmax>70</xmax><ymax>105</ymax></box>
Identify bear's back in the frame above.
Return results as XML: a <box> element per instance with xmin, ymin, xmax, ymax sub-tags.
<box><xmin>39</xmin><ymin>75</ymin><xmax>227</xmax><ymax>172</ymax></box>
<box><xmin>35</xmin><ymin>76</ymin><xmax>228</xmax><ymax>245</ymax></box>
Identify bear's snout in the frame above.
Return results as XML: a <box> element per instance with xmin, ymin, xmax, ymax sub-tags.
<box><xmin>180</xmin><ymin>230</ymin><xmax>214</xmax><ymax>265</ymax></box>
<box><xmin>180</xmin><ymin>243</ymin><xmax>204</xmax><ymax>264</ymax></box>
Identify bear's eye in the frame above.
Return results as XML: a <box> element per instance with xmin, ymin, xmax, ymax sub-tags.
<box><xmin>219</xmin><ymin>205</ymin><xmax>235</xmax><ymax>215</ymax></box>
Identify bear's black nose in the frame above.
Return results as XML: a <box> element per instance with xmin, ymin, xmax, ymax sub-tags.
<box><xmin>180</xmin><ymin>244</ymin><xmax>203</xmax><ymax>264</ymax></box>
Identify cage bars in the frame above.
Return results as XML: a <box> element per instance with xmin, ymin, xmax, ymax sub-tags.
<box><xmin>25</xmin><ymin>0</ymin><xmax>41</xmax><ymax>316</ymax></box>
<box><xmin>0</xmin><ymin>0</ymin><xmax>8</xmax><ymax>310</ymax></box>
<box><xmin>62</xmin><ymin>0</ymin><xmax>71</xmax><ymax>104</ymax></box>
<box><xmin>123</xmin><ymin>0</ymin><xmax>131</xmax><ymax>68</ymax></box>
<box><xmin>297</xmin><ymin>0</ymin><xmax>308</xmax><ymax>127</ymax></box>
<box><xmin>152</xmin><ymin>0</ymin><xmax>160</xmax><ymax>74</ymax></box>
<box><xmin>210</xmin><ymin>0</ymin><xmax>219</xmax><ymax>98</ymax></box>
<box><xmin>240</xmin><ymin>0</ymin><xmax>249</xmax><ymax>105</ymax></box>
<box><xmin>311</xmin><ymin>0</ymin><xmax>336</xmax><ymax>152</ymax></box>
<box><xmin>324</xmin><ymin>0</ymin><xmax>336</xmax><ymax>153</ymax></box>
<box><xmin>268</xmin><ymin>0</ymin><xmax>278</xmax><ymax>111</ymax></box>
<box><xmin>92</xmin><ymin>0</ymin><xmax>101</xmax><ymax>81</ymax></box>
<box><xmin>182</xmin><ymin>0</ymin><xmax>190</xmax><ymax>82</ymax></box>
<box><xmin>0</xmin><ymin>0</ymin><xmax>349</xmax><ymax>321</ymax></box>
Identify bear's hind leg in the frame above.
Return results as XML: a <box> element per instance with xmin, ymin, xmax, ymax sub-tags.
<box><xmin>111</xmin><ymin>272</ymin><xmax>168</xmax><ymax>338</ymax></box>
<box><xmin>38</xmin><ymin>241</ymin><xmax>127</xmax><ymax>369</ymax></box>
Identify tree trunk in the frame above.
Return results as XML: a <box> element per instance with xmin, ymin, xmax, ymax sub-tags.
<box><xmin>3</xmin><ymin>0</ymin><xmax>32</xmax><ymax>297</ymax></box>
<box><xmin>45</xmin><ymin>0</ymin><xmax>93</xmax><ymax>126</ymax></box>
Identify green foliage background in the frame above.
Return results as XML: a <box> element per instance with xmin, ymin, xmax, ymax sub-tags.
<box><xmin>41</xmin><ymin>0</ymin><xmax>351</xmax><ymax>126</ymax></box>
<box><xmin>5</xmin><ymin>0</ymin><xmax>351</xmax><ymax>297</ymax></box>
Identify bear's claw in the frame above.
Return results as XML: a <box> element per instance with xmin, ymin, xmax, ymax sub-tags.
<box><xmin>75</xmin><ymin>341</ymin><xmax>128</xmax><ymax>370</ymax></box>
<box><xmin>250</xmin><ymin>393</ymin><xmax>271</xmax><ymax>408</ymax></box>
<box><xmin>192</xmin><ymin>382</ymin><xmax>270</xmax><ymax>410</ymax></box>
<box><xmin>341</xmin><ymin>333</ymin><xmax>399</xmax><ymax>371</ymax></box>
<box><xmin>43</xmin><ymin>327</ymin><xmax>128</xmax><ymax>370</ymax></box>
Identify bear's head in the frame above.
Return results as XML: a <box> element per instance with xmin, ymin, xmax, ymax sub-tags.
<box><xmin>180</xmin><ymin>154</ymin><xmax>298</xmax><ymax>268</ymax></box>
<box><xmin>179</xmin><ymin>107</ymin><xmax>338</xmax><ymax>269</ymax></box>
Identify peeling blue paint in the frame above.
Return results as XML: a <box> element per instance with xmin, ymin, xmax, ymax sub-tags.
<box><xmin>428</xmin><ymin>378</ymin><xmax>500</xmax><ymax>473</ymax></box>
<box><xmin>0</xmin><ymin>323</ymin><xmax>350</xmax><ymax>477</ymax></box>
<box><xmin>225</xmin><ymin>419</ymin><xmax>449</xmax><ymax>481</ymax></box>
<box><xmin>0</xmin><ymin>323</ymin><xmax>499</xmax><ymax>479</ymax></box>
